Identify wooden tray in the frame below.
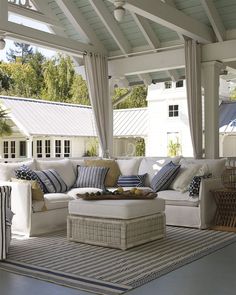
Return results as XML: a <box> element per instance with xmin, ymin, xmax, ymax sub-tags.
<box><xmin>77</xmin><ymin>190</ymin><xmax>157</xmax><ymax>200</ymax></box>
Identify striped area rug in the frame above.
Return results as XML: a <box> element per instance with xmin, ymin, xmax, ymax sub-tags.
<box><xmin>0</xmin><ymin>227</ymin><xmax>235</xmax><ymax>295</ymax></box>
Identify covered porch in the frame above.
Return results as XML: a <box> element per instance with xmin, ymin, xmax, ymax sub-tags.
<box><xmin>1</xmin><ymin>0</ymin><xmax>236</xmax><ymax>159</ymax></box>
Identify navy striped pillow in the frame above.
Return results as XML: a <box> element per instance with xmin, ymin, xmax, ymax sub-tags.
<box><xmin>75</xmin><ymin>166</ymin><xmax>109</xmax><ymax>190</ymax></box>
<box><xmin>117</xmin><ymin>174</ymin><xmax>147</xmax><ymax>187</ymax></box>
<box><xmin>34</xmin><ymin>169</ymin><xmax>68</xmax><ymax>194</ymax></box>
<box><xmin>151</xmin><ymin>161</ymin><xmax>180</xmax><ymax>192</ymax></box>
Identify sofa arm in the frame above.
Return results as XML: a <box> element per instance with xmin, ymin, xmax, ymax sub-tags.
<box><xmin>198</xmin><ymin>177</ymin><xmax>224</xmax><ymax>229</ymax></box>
<box><xmin>0</xmin><ymin>181</ymin><xmax>32</xmax><ymax>235</ymax></box>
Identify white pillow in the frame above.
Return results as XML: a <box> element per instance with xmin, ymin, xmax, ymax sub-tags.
<box><xmin>116</xmin><ymin>158</ymin><xmax>142</xmax><ymax>175</ymax></box>
<box><xmin>0</xmin><ymin>160</ymin><xmax>35</xmax><ymax>181</ymax></box>
<box><xmin>169</xmin><ymin>163</ymin><xmax>207</xmax><ymax>192</ymax></box>
<box><xmin>36</xmin><ymin>159</ymin><xmax>76</xmax><ymax>188</ymax></box>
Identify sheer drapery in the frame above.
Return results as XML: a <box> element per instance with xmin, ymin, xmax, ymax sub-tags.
<box><xmin>84</xmin><ymin>53</ymin><xmax>113</xmax><ymax>158</ymax></box>
<box><xmin>184</xmin><ymin>38</ymin><xmax>203</xmax><ymax>159</ymax></box>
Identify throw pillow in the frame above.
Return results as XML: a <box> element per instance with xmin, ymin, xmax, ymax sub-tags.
<box><xmin>169</xmin><ymin>163</ymin><xmax>207</xmax><ymax>193</ymax></box>
<box><xmin>189</xmin><ymin>174</ymin><xmax>212</xmax><ymax>197</ymax></box>
<box><xmin>11</xmin><ymin>178</ymin><xmax>44</xmax><ymax>202</ymax></box>
<box><xmin>75</xmin><ymin>166</ymin><xmax>109</xmax><ymax>190</ymax></box>
<box><xmin>85</xmin><ymin>159</ymin><xmax>121</xmax><ymax>187</ymax></box>
<box><xmin>117</xmin><ymin>174</ymin><xmax>147</xmax><ymax>187</ymax></box>
<box><xmin>15</xmin><ymin>164</ymin><xmax>38</xmax><ymax>181</ymax></box>
<box><xmin>151</xmin><ymin>161</ymin><xmax>180</xmax><ymax>192</ymax></box>
<box><xmin>33</xmin><ymin>169</ymin><xmax>68</xmax><ymax>194</ymax></box>
<box><xmin>0</xmin><ymin>159</ymin><xmax>35</xmax><ymax>181</ymax></box>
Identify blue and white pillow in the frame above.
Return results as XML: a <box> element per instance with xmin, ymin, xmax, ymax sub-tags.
<box><xmin>151</xmin><ymin>161</ymin><xmax>180</xmax><ymax>192</ymax></box>
<box><xmin>15</xmin><ymin>164</ymin><xmax>38</xmax><ymax>181</ymax></box>
<box><xmin>75</xmin><ymin>166</ymin><xmax>109</xmax><ymax>190</ymax></box>
<box><xmin>189</xmin><ymin>174</ymin><xmax>212</xmax><ymax>197</ymax></box>
<box><xmin>117</xmin><ymin>174</ymin><xmax>147</xmax><ymax>187</ymax></box>
<box><xmin>34</xmin><ymin>169</ymin><xmax>68</xmax><ymax>194</ymax></box>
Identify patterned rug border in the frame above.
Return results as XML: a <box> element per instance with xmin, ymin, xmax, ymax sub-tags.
<box><xmin>0</xmin><ymin>228</ymin><xmax>235</xmax><ymax>295</ymax></box>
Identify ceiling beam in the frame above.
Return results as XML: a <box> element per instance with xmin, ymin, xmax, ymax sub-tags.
<box><xmin>89</xmin><ymin>0</ymin><xmax>131</xmax><ymax>55</ymax></box>
<box><xmin>55</xmin><ymin>0</ymin><xmax>106</xmax><ymax>53</ymax></box>
<box><xmin>108</xmin><ymin>48</ymin><xmax>185</xmax><ymax>77</ymax></box>
<box><xmin>200</xmin><ymin>0</ymin><xmax>225</xmax><ymax>42</ymax></box>
<box><xmin>138</xmin><ymin>73</ymin><xmax>152</xmax><ymax>86</ymax></box>
<box><xmin>131</xmin><ymin>13</ymin><xmax>160</xmax><ymax>49</ymax></box>
<box><xmin>121</xmin><ymin>0</ymin><xmax>214</xmax><ymax>43</ymax></box>
<box><xmin>1</xmin><ymin>21</ymin><xmax>104</xmax><ymax>57</ymax></box>
<box><xmin>202</xmin><ymin>39</ymin><xmax>236</xmax><ymax>62</ymax></box>
<box><xmin>8</xmin><ymin>3</ymin><xmax>62</xmax><ymax>28</ymax></box>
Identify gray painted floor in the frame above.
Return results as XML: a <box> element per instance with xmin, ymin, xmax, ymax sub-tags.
<box><xmin>0</xmin><ymin>241</ymin><xmax>235</xmax><ymax>295</ymax></box>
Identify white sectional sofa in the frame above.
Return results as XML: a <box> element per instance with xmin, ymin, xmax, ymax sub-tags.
<box><xmin>0</xmin><ymin>156</ymin><xmax>226</xmax><ymax>236</ymax></box>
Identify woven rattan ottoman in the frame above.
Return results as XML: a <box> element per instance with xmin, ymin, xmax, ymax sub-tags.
<box><xmin>67</xmin><ymin>198</ymin><xmax>166</xmax><ymax>250</ymax></box>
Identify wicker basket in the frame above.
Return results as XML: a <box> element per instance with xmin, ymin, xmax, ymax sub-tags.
<box><xmin>221</xmin><ymin>167</ymin><xmax>236</xmax><ymax>189</ymax></box>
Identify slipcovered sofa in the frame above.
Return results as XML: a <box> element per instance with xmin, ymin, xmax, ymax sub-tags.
<box><xmin>0</xmin><ymin>156</ymin><xmax>226</xmax><ymax>236</ymax></box>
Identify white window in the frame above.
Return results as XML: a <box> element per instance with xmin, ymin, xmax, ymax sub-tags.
<box><xmin>45</xmin><ymin>140</ymin><xmax>51</xmax><ymax>158</ymax></box>
<box><xmin>36</xmin><ymin>140</ymin><xmax>42</xmax><ymax>158</ymax></box>
<box><xmin>55</xmin><ymin>140</ymin><xmax>61</xmax><ymax>157</ymax></box>
<box><xmin>11</xmin><ymin>141</ymin><xmax>16</xmax><ymax>158</ymax></box>
<box><xmin>168</xmin><ymin>105</ymin><xmax>179</xmax><ymax>117</ymax></box>
<box><xmin>176</xmin><ymin>80</ymin><xmax>183</xmax><ymax>88</ymax></box>
<box><xmin>64</xmin><ymin>140</ymin><xmax>70</xmax><ymax>157</ymax></box>
<box><xmin>19</xmin><ymin>141</ymin><xmax>26</xmax><ymax>157</ymax></box>
<box><xmin>165</xmin><ymin>81</ymin><xmax>172</xmax><ymax>89</ymax></box>
<box><xmin>3</xmin><ymin>141</ymin><xmax>8</xmax><ymax>158</ymax></box>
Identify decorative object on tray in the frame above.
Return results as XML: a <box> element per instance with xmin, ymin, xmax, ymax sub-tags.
<box><xmin>77</xmin><ymin>187</ymin><xmax>157</xmax><ymax>200</ymax></box>
<box><xmin>221</xmin><ymin>167</ymin><xmax>236</xmax><ymax>189</ymax></box>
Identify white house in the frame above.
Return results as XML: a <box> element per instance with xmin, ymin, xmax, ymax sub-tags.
<box><xmin>0</xmin><ymin>96</ymin><xmax>147</xmax><ymax>160</ymax></box>
<box><xmin>146</xmin><ymin>79</ymin><xmax>231</xmax><ymax>157</ymax></box>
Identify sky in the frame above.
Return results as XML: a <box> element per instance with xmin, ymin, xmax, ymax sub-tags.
<box><xmin>0</xmin><ymin>13</ymin><xmax>56</xmax><ymax>62</ymax></box>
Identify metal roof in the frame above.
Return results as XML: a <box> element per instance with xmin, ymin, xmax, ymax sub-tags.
<box><xmin>219</xmin><ymin>101</ymin><xmax>236</xmax><ymax>133</ymax></box>
<box><xmin>0</xmin><ymin>96</ymin><xmax>147</xmax><ymax>137</ymax></box>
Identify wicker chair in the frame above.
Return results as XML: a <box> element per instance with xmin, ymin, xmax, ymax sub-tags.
<box><xmin>0</xmin><ymin>186</ymin><xmax>13</xmax><ymax>260</ymax></box>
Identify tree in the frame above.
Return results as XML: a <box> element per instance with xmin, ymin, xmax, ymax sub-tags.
<box><xmin>0</xmin><ymin>67</ymin><xmax>11</xmax><ymax>92</ymax></box>
<box><xmin>70</xmin><ymin>75</ymin><xmax>90</xmax><ymax>105</ymax></box>
<box><xmin>42</xmin><ymin>55</ymin><xmax>75</xmax><ymax>102</ymax></box>
<box><xmin>0</xmin><ymin>107</ymin><xmax>12</xmax><ymax>136</ymax></box>
<box><xmin>113</xmin><ymin>85</ymin><xmax>147</xmax><ymax>109</ymax></box>
<box><xmin>7</xmin><ymin>42</ymin><xmax>33</xmax><ymax>64</ymax></box>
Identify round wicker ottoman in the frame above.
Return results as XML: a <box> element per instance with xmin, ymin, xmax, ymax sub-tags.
<box><xmin>67</xmin><ymin>198</ymin><xmax>166</xmax><ymax>250</ymax></box>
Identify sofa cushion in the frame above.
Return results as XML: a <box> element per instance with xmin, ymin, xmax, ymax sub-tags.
<box><xmin>138</xmin><ymin>156</ymin><xmax>181</xmax><ymax>186</ymax></box>
<box><xmin>158</xmin><ymin>190</ymin><xmax>199</xmax><ymax>207</ymax></box>
<box><xmin>85</xmin><ymin>159</ymin><xmax>121</xmax><ymax>187</ymax></box>
<box><xmin>151</xmin><ymin>161</ymin><xmax>180</xmax><ymax>192</ymax></box>
<box><xmin>34</xmin><ymin>169</ymin><xmax>68</xmax><ymax>193</ymax></box>
<box><xmin>68</xmin><ymin>198</ymin><xmax>165</xmax><ymax>219</ymax></box>
<box><xmin>33</xmin><ymin>193</ymin><xmax>74</xmax><ymax>212</ymax></box>
<box><xmin>169</xmin><ymin>163</ymin><xmax>207</xmax><ymax>193</ymax></box>
<box><xmin>75</xmin><ymin>166</ymin><xmax>109</xmax><ymax>190</ymax></box>
<box><xmin>116</xmin><ymin>158</ymin><xmax>142</xmax><ymax>175</ymax></box>
<box><xmin>0</xmin><ymin>160</ymin><xmax>35</xmax><ymax>181</ymax></box>
<box><xmin>36</xmin><ymin>159</ymin><xmax>76</xmax><ymax>188</ymax></box>
<box><xmin>117</xmin><ymin>174</ymin><xmax>147</xmax><ymax>187</ymax></box>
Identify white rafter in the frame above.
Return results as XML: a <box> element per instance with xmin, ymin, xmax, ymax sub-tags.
<box><xmin>200</xmin><ymin>0</ymin><xmax>225</xmax><ymax>42</ymax></box>
<box><xmin>131</xmin><ymin>12</ymin><xmax>160</xmax><ymax>49</ymax></box>
<box><xmin>167</xmin><ymin>70</ymin><xmax>180</xmax><ymax>82</ymax></box>
<box><xmin>8</xmin><ymin>3</ymin><xmax>62</xmax><ymax>28</ymax></box>
<box><xmin>138</xmin><ymin>73</ymin><xmax>152</xmax><ymax>86</ymax></box>
<box><xmin>55</xmin><ymin>0</ymin><xmax>106</xmax><ymax>53</ymax></box>
<box><xmin>88</xmin><ymin>0</ymin><xmax>131</xmax><ymax>55</ymax></box>
<box><xmin>112</xmin><ymin>0</ymin><xmax>214</xmax><ymax>43</ymax></box>
<box><xmin>1</xmin><ymin>21</ymin><xmax>104</xmax><ymax>56</ymax></box>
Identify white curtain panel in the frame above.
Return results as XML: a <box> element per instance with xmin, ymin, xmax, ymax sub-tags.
<box><xmin>84</xmin><ymin>53</ymin><xmax>113</xmax><ymax>158</ymax></box>
<box><xmin>184</xmin><ymin>38</ymin><xmax>202</xmax><ymax>159</ymax></box>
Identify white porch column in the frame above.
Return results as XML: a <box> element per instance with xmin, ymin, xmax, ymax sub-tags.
<box><xmin>0</xmin><ymin>0</ymin><xmax>8</xmax><ymax>25</ymax></box>
<box><xmin>202</xmin><ymin>61</ymin><xmax>223</xmax><ymax>159</ymax></box>
<box><xmin>26</xmin><ymin>137</ymin><xmax>33</xmax><ymax>159</ymax></box>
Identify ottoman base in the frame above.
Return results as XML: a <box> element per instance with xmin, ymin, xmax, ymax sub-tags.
<box><xmin>67</xmin><ymin>213</ymin><xmax>166</xmax><ymax>250</ymax></box>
